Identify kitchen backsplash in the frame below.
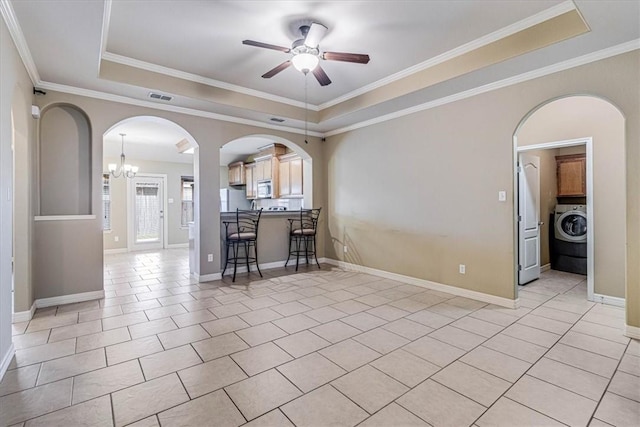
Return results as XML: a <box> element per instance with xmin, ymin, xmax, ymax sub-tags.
<box><xmin>255</xmin><ymin>198</ymin><xmax>303</xmax><ymax>211</ymax></box>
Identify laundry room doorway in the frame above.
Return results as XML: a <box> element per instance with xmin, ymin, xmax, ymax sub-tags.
<box><xmin>515</xmin><ymin>138</ymin><xmax>593</xmax><ymax>300</ymax></box>
<box><xmin>512</xmin><ymin>95</ymin><xmax>627</xmax><ymax>307</ymax></box>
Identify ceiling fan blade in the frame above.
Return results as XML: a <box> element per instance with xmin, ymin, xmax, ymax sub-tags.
<box><xmin>262</xmin><ymin>61</ymin><xmax>292</xmax><ymax>78</ymax></box>
<box><xmin>312</xmin><ymin>65</ymin><xmax>332</xmax><ymax>86</ymax></box>
<box><xmin>243</xmin><ymin>40</ymin><xmax>290</xmax><ymax>53</ymax></box>
<box><xmin>323</xmin><ymin>51</ymin><xmax>370</xmax><ymax>64</ymax></box>
<box><xmin>304</xmin><ymin>22</ymin><xmax>328</xmax><ymax>48</ymax></box>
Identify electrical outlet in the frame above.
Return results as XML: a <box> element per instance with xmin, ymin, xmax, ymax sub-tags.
<box><xmin>114</xmin><ymin>236</ymin><xmax>119</xmax><ymax>242</ymax></box>
<box><xmin>207</xmin><ymin>254</ymin><xmax>213</xmax><ymax>262</ymax></box>
<box><xmin>459</xmin><ymin>264</ymin><xmax>466</xmax><ymax>274</ymax></box>
<box><xmin>343</xmin><ymin>245</ymin><xmax>348</xmax><ymax>253</ymax></box>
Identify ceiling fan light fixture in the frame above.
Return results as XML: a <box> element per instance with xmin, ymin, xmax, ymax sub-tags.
<box><xmin>291</xmin><ymin>53</ymin><xmax>319</xmax><ymax>73</ymax></box>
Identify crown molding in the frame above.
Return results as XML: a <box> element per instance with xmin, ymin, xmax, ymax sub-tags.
<box><xmin>99</xmin><ymin>0</ymin><xmax>112</xmax><ymax>65</ymax></box>
<box><xmin>37</xmin><ymin>39</ymin><xmax>639</xmax><ymax>139</ymax></box>
<box><xmin>102</xmin><ymin>52</ymin><xmax>319</xmax><ymax>112</ymax></box>
<box><xmin>324</xmin><ymin>39</ymin><xmax>640</xmax><ymax>137</ymax></box>
<box><xmin>36</xmin><ymin>81</ymin><xmax>324</xmax><ymax>138</ymax></box>
<box><xmin>6</xmin><ymin>0</ymin><xmax>636</xmax><ymax>140</ymax></box>
<box><xmin>0</xmin><ymin>0</ymin><xmax>39</xmax><ymax>84</ymax></box>
<box><xmin>318</xmin><ymin>0</ymin><xmax>579</xmax><ymax>110</ymax></box>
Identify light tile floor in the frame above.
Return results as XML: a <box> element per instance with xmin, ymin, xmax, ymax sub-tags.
<box><xmin>2</xmin><ymin>250</ymin><xmax>639</xmax><ymax>426</ymax></box>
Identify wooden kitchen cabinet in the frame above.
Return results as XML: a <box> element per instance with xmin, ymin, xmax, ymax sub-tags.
<box><xmin>245</xmin><ymin>163</ymin><xmax>256</xmax><ymax>199</ymax></box>
<box><xmin>556</xmin><ymin>154</ymin><xmax>586</xmax><ymax>197</ymax></box>
<box><xmin>255</xmin><ymin>158</ymin><xmax>272</xmax><ymax>181</ymax></box>
<box><xmin>278</xmin><ymin>154</ymin><xmax>303</xmax><ymax>197</ymax></box>
<box><xmin>228</xmin><ymin>161</ymin><xmax>245</xmax><ymax>186</ymax></box>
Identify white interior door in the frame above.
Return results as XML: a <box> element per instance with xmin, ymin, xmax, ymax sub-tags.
<box><xmin>518</xmin><ymin>153</ymin><xmax>541</xmax><ymax>285</ymax></box>
<box><xmin>130</xmin><ymin>176</ymin><xmax>164</xmax><ymax>251</ymax></box>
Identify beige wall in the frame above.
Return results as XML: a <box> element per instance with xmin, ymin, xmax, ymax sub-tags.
<box><xmin>33</xmin><ymin>91</ymin><xmax>325</xmax><ymax>282</ymax></box>
<box><xmin>518</xmin><ymin>97</ymin><xmax>625</xmax><ymax>298</ymax></box>
<box><xmin>33</xmin><ymin>101</ymin><xmax>104</xmax><ymax>301</ymax></box>
<box><xmin>323</xmin><ymin>51</ymin><xmax>639</xmax><ymax>329</ymax></box>
<box><xmin>220</xmin><ymin>166</ymin><xmax>229</xmax><ymax>188</ymax></box>
<box><xmin>1</xmin><ymin>17</ymin><xmax>36</xmax><ymax>365</ymax></box>
<box><xmin>103</xmin><ymin>158</ymin><xmax>193</xmax><ymax>250</ymax></box>
<box><xmin>11</xmin><ymin>84</ymin><xmax>36</xmax><ymax>313</ymax></box>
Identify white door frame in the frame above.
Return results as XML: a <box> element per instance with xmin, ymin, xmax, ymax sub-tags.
<box><xmin>513</xmin><ymin>137</ymin><xmax>594</xmax><ymax>301</ymax></box>
<box><xmin>127</xmin><ymin>173</ymin><xmax>169</xmax><ymax>252</ymax></box>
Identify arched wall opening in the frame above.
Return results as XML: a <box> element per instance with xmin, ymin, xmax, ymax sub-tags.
<box><xmin>216</xmin><ymin>133</ymin><xmax>317</xmax><ymax>276</ymax></box>
<box><xmin>38</xmin><ymin>103</ymin><xmax>92</xmax><ymax>216</ymax></box>
<box><xmin>513</xmin><ymin>95</ymin><xmax>626</xmax><ymax>306</ymax></box>
<box><xmin>102</xmin><ymin>115</ymin><xmax>200</xmax><ymax>270</ymax></box>
<box><xmin>220</xmin><ymin>133</ymin><xmax>314</xmax><ymax>210</ymax></box>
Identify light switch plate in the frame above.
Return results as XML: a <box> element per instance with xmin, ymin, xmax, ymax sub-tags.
<box><xmin>498</xmin><ymin>191</ymin><xmax>507</xmax><ymax>202</ymax></box>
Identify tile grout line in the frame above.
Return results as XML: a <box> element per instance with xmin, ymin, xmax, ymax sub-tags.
<box><xmin>584</xmin><ymin>338</ymin><xmax>634</xmax><ymax>423</ymax></box>
<box><xmin>467</xmin><ymin>298</ymin><xmax>625</xmax><ymax>426</ymax></box>
<box><xmin>12</xmin><ymin>261</ymin><xmax>631</xmax><ymax>426</ymax></box>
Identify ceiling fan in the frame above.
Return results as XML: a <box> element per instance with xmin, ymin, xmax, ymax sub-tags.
<box><xmin>242</xmin><ymin>22</ymin><xmax>370</xmax><ymax>86</ymax></box>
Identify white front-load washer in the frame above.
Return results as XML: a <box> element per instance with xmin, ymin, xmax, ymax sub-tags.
<box><xmin>554</xmin><ymin>205</ymin><xmax>587</xmax><ymax>243</ymax></box>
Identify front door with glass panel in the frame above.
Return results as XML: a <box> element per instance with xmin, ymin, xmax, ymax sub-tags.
<box><xmin>130</xmin><ymin>176</ymin><xmax>164</xmax><ymax>251</ymax></box>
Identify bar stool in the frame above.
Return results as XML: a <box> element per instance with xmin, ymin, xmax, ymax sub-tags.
<box><xmin>285</xmin><ymin>208</ymin><xmax>321</xmax><ymax>271</ymax></box>
<box><xmin>222</xmin><ymin>208</ymin><xmax>263</xmax><ymax>282</ymax></box>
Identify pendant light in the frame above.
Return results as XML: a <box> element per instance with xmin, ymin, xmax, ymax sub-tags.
<box><xmin>108</xmin><ymin>133</ymin><xmax>139</xmax><ymax>178</ymax></box>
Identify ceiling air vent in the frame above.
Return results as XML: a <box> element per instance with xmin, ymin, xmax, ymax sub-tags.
<box><xmin>148</xmin><ymin>92</ymin><xmax>172</xmax><ymax>101</ymax></box>
<box><xmin>270</xmin><ymin>117</ymin><xmax>285</xmax><ymax>123</ymax></box>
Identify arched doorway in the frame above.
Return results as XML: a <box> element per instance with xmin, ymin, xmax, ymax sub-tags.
<box><xmin>217</xmin><ymin>134</ymin><xmax>315</xmax><ymax>276</ymax></box>
<box><xmin>102</xmin><ymin>116</ymin><xmax>200</xmax><ymax>277</ymax></box>
<box><xmin>513</xmin><ymin>95</ymin><xmax>626</xmax><ymax>306</ymax></box>
<box><xmin>220</xmin><ymin>134</ymin><xmax>314</xmax><ymax>211</ymax></box>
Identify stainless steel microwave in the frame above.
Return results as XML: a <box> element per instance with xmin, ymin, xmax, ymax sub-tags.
<box><xmin>257</xmin><ymin>180</ymin><xmax>272</xmax><ymax>199</ymax></box>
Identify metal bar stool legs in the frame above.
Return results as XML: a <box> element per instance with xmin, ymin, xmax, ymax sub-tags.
<box><xmin>285</xmin><ymin>208</ymin><xmax>322</xmax><ymax>271</ymax></box>
<box><xmin>222</xmin><ymin>208</ymin><xmax>263</xmax><ymax>282</ymax></box>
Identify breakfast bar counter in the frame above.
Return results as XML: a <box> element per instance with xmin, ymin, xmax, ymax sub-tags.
<box><xmin>219</xmin><ymin>210</ymin><xmax>303</xmax><ymax>270</ymax></box>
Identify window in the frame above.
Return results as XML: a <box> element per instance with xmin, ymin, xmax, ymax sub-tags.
<box><xmin>102</xmin><ymin>174</ymin><xmax>111</xmax><ymax>230</ymax></box>
<box><xmin>181</xmin><ymin>176</ymin><xmax>194</xmax><ymax>227</ymax></box>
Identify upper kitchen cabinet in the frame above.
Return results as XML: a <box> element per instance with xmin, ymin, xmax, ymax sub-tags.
<box><xmin>254</xmin><ymin>157</ymin><xmax>273</xmax><ymax>181</ymax></box>
<box><xmin>245</xmin><ymin>163</ymin><xmax>256</xmax><ymax>199</ymax></box>
<box><xmin>228</xmin><ymin>161</ymin><xmax>245</xmax><ymax>186</ymax></box>
<box><xmin>278</xmin><ymin>153</ymin><xmax>303</xmax><ymax>198</ymax></box>
<box><xmin>556</xmin><ymin>153</ymin><xmax>586</xmax><ymax>197</ymax></box>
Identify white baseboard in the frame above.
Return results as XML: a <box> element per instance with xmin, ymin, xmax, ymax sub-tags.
<box><xmin>541</xmin><ymin>263</ymin><xmax>551</xmax><ymax>273</ymax></box>
<box><xmin>166</xmin><ymin>243</ymin><xmax>189</xmax><ymax>249</ymax></box>
<box><xmin>0</xmin><ymin>343</ymin><xmax>15</xmax><ymax>381</ymax></box>
<box><xmin>103</xmin><ymin>248</ymin><xmax>128</xmax><ymax>255</ymax></box>
<box><xmin>220</xmin><ymin>257</ymin><xmax>326</xmax><ymax>278</ymax></box>
<box><xmin>192</xmin><ymin>272</ymin><xmax>222</xmax><ymax>282</ymax></box>
<box><xmin>35</xmin><ymin>290</ymin><xmax>105</xmax><ymax>309</ymax></box>
<box><xmin>624</xmin><ymin>324</ymin><xmax>640</xmax><ymax>340</ymax></box>
<box><xmin>592</xmin><ymin>293</ymin><xmax>625</xmax><ymax>308</ymax></box>
<box><xmin>324</xmin><ymin>258</ymin><xmax>518</xmax><ymax>309</ymax></box>
<box><xmin>12</xmin><ymin>301</ymin><xmax>36</xmax><ymax>323</ymax></box>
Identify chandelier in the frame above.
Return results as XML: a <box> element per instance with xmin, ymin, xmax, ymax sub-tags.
<box><xmin>108</xmin><ymin>133</ymin><xmax>138</xmax><ymax>178</ymax></box>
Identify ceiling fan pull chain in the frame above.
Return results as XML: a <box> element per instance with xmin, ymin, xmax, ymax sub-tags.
<box><xmin>304</xmin><ymin>73</ymin><xmax>309</xmax><ymax>144</ymax></box>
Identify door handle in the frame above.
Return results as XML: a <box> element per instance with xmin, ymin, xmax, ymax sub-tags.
<box><xmin>538</xmin><ymin>221</ymin><xmax>544</xmax><ymax>226</ymax></box>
